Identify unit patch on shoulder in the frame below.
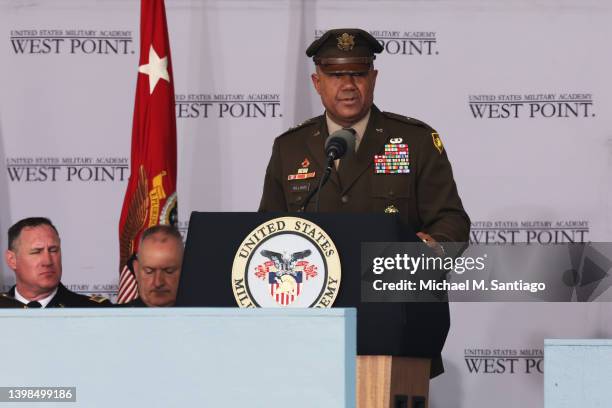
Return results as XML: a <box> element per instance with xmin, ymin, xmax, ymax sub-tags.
<box><xmin>432</xmin><ymin>132</ymin><xmax>444</xmax><ymax>155</ymax></box>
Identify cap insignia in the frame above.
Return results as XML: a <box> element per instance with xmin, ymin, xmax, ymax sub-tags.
<box><xmin>337</xmin><ymin>33</ymin><xmax>355</xmax><ymax>51</ymax></box>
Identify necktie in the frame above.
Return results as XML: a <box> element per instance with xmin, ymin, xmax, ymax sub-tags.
<box><xmin>338</xmin><ymin>128</ymin><xmax>357</xmax><ymax>180</ymax></box>
<box><xmin>343</xmin><ymin>128</ymin><xmax>357</xmax><ymax>152</ymax></box>
<box><xmin>26</xmin><ymin>301</ymin><xmax>42</xmax><ymax>308</ymax></box>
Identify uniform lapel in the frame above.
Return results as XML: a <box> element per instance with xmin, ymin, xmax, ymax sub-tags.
<box><xmin>47</xmin><ymin>283</ymin><xmax>66</xmax><ymax>308</ymax></box>
<box><xmin>305</xmin><ymin>115</ymin><xmax>341</xmax><ymax>189</ymax></box>
<box><xmin>338</xmin><ymin>106</ymin><xmax>388</xmax><ymax>194</ymax></box>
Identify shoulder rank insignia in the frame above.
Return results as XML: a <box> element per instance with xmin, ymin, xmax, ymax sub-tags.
<box><xmin>280</xmin><ymin>118</ymin><xmax>318</xmax><ymax>137</ymax></box>
<box><xmin>431</xmin><ymin>132</ymin><xmax>444</xmax><ymax>154</ymax></box>
<box><xmin>89</xmin><ymin>295</ymin><xmax>109</xmax><ymax>304</ymax></box>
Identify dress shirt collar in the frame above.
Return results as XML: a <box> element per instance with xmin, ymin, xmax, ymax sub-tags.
<box><xmin>14</xmin><ymin>286</ymin><xmax>58</xmax><ymax>308</ymax></box>
<box><xmin>325</xmin><ymin>109</ymin><xmax>371</xmax><ymax>152</ymax></box>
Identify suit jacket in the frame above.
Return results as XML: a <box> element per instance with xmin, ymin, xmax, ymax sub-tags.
<box><xmin>259</xmin><ymin>106</ymin><xmax>470</xmax><ymax>377</ymax></box>
<box><xmin>259</xmin><ymin>105</ymin><xmax>470</xmax><ymax>242</ymax></box>
<box><xmin>7</xmin><ymin>283</ymin><xmax>112</xmax><ymax>308</ymax></box>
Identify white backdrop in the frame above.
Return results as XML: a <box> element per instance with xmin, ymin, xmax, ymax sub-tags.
<box><xmin>1</xmin><ymin>1</ymin><xmax>612</xmax><ymax>407</ymax></box>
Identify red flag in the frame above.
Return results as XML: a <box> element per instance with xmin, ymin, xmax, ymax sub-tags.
<box><xmin>118</xmin><ymin>0</ymin><xmax>178</xmax><ymax>304</ymax></box>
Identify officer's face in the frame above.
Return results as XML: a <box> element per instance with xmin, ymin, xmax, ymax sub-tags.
<box><xmin>5</xmin><ymin>225</ymin><xmax>62</xmax><ymax>299</ymax></box>
<box><xmin>311</xmin><ymin>67</ymin><xmax>378</xmax><ymax>127</ymax></box>
<box><xmin>134</xmin><ymin>235</ymin><xmax>183</xmax><ymax>307</ymax></box>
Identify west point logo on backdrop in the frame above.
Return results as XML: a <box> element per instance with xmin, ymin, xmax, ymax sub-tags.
<box><xmin>231</xmin><ymin>217</ymin><xmax>341</xmax><ymax>308</ymax></box>
<box><xmin>5</xmin><ymin>157</ymin><xmax>128</xmax><ymax>182</ymax></box>
<box><xmin>470</xmin><ymin>220</ymin><xmax>589</xmax><ymax>244</ymax></box>
<box><xmin>175</xmin><ymin>93</ymin><xmax>281</xmax><ymax>119</ymax></box>
<box><xmin>9</xmin><ymin>29</ymin><xmax>134</xmax><ymax>55</ymax></box>
<box><xmin>468</xmin><ymin>93</ymin><xmax>594</xmax><ymax>119</ymax></box>
<box><xmin>314</xmin><ymin>30</ymin><xmax>438</xmax><ymax>56</ymax></box>
<box><xmin>464</xmin><ymin>348</ymin><xmax>543</xmax><ymax>374</ymax></box>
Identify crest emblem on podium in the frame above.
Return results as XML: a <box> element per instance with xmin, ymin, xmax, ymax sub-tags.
<box><xmin>232</xmin><ymin>216</ymin><xmax>341</xmax><ymax>308</ymax></box>
<box><xmin>254</xmin><ymin>249</ymin><xmax>318</xmax><ymax>306</ymax></box>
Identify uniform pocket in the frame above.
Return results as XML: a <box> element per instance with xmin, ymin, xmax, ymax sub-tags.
<box><xmin>369</xmin><ymin>175</ymin><xmax>411</xmax><ymax>213</ymax></box>
<box><xmin>285</xmin><ymin>180</ymin><xmax>314</xmax><ymax>211</ymax></box>
<box><xmin>370</xmin><ymin>175</ymin><xmax>411</xmax><ymax>198</ymax></box>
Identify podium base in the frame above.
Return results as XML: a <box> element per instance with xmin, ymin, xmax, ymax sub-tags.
<box><xmin>357</xmin><ymin>356</ymin><xmax>430</xmax><ymax>408</ymax></box>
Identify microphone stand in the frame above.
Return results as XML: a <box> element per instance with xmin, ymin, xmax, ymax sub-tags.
<box><xmin>299</xmin><ymin>155</ymin><xmax>334</xmax><ymax>212</ymax></box>
<box><xmin>300</xmin><ymin>128</ymin><xmax>353</xmax><ymax>212</ymax></box>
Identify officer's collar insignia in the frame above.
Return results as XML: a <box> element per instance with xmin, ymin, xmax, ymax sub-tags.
<box><xmin>313</xmin><ymin>130</ymin><xmax>320</xmax><ymax>136</ymax></box>
<box><xmin>385</xmin><ymin>205</ymin><xmax>399</xmax><ymax>214</ymax></box>
<box><xmin>432</xmin><ymin>132</ymin><xmax>444</xmax><ymax>154</ymax></box>
<box><xmin>376</xmin><ymin>128</ymin><xmax>384</xmax><ymax>133</ymax></box>
<box><xmin>337</xmin><ymin>33</ymin><xmax>355</xmax><ymax>51</ymax></box>
<box><xmin>389</xmin><ymin>137</ymin><xmax>403</xmax><ymax>144</ymax></box>
<box><xmin>301</xmin><ymin>158</ymin><xmax>310</xmax><ymax>167</ymax></box>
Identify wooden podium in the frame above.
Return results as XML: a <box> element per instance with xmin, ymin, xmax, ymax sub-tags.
<box><xmin>178</xmin><ymin>212</ymin><xmax>448</xmax><ymax>407</ymax></box>
<box><xmin>357</xmin><ymin>356</ymin><xmax>430</xmax><ymax>408</ymax></box>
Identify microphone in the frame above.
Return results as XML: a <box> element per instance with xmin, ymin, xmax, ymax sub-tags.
<box><xmin>324</xmin><ymin>128</ymin><xmax>356</xmax><ymax>161</ymax></box>
<box><xmin>300</xmin><ymin>128</ymin><xmax>356</xmax><ymax>212</ymax></box>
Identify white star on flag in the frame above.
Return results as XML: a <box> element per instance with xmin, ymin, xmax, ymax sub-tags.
<box><xmin>138</xmin><ymin>45</ymin><xmax>170</xmax><ymax>94</ymax></box>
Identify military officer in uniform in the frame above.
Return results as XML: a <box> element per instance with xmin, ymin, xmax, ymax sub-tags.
<box><xmin>3</xmin><ymin>217</ymin><xmax>111</xmax><ymax>308</ymax></box>
<box><xmin>120</xmin><ymin>225</ymin><xmax>183</xmax><ymax>307</ymax></box>
<box><xmin>260</xmin><ymin>28</ymin><xmax>469</xmax><ymax>244</ymax></box>
<box><xmin>258</xmin><ymin>28</ymin><xmax>470</xmax><ymax>377</ymax></box>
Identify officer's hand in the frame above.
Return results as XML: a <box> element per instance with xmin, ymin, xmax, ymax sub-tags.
<box><xmin>416</xmin><ymin>232</ymin><xmax>445</xmax><ymax>256</ymax></box>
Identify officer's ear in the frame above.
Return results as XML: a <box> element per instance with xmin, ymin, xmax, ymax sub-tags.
<box><xmin>370</xmin><ymin>69</ymin><xmax>378</xmax><ymax>85</ymax></box>
<box><xmin>311</xmin><ymin>72</ymin><xmax>322</xmax><ymax>96</ymax></box>
<box><xmin>5</xmin><ymin>249</ymin><xmax>17</xmax><ymax>271</ymax></box>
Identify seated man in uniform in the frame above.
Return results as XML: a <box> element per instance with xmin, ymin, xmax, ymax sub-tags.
<box><xmin>121</xmin><ymin>225</ymin><xmax>183</xmax><ymax>307</ymax></box>
<box><xmin>3</xmin><ymin>217</ymin><xmax>111</xmax><ymax>308</ymax></box>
